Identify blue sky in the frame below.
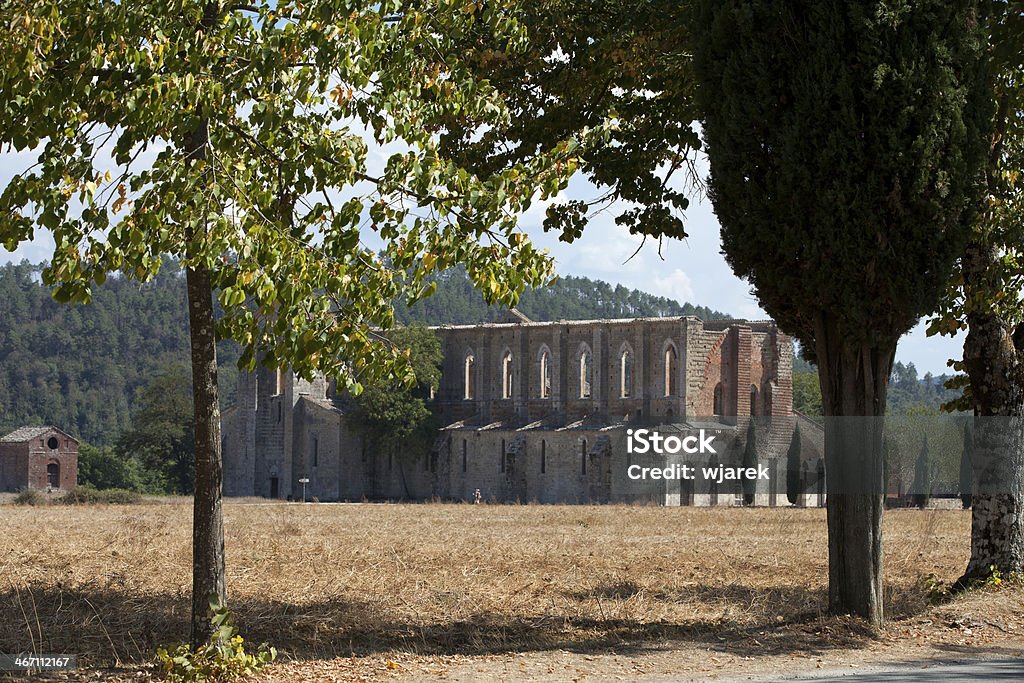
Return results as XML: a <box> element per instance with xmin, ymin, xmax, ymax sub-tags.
<box><xmin>512</xmin><ymin>174</ymin><xmax>965</xmax><ymax>377</ymax></box>
<box><xmin>0</xmin><ymin>150</ymin><xmax>964</xmax><ymax>376</ymax></box>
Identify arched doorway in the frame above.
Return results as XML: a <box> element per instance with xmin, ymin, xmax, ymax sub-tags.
<box><xmin>46</xmin><ymin>462</ymin><xmax>60</xmax><ymax>489</ymax></box>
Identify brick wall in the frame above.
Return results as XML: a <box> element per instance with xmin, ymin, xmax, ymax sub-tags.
<box><xmin>0</xmin><ymin>429</ymin><xmax>78</xmax><ymax>492</ymax></box>
<box><xmin>0</xmin><ymin>442</ymin><xmax>27</xmax><ymax>492</ymax></box>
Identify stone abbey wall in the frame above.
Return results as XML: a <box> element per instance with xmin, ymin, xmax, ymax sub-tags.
<box><xmin>221</xmin><ymin>313</ymin><xmax>825</xmax><ymax>505</ymax></box>
<box><xmin>433</xmin><ymin>314</ymin><xmax>792</xmax><ymax>424</ymax></box>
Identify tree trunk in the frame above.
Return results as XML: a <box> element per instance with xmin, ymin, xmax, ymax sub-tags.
<box><xmin>957</xmin><ymin>238</ymin><xmax>1024</xmax><ymax>586</ymax></box>
<box><xmin>187</xmin><ymin>263</ymin><xmax>226</xmax><ymax>647</ymax></box>
<box><xmin>815</xmin><ymin>314</ymin><xmax>894</xmax><ymax>627</ymax></box>
<box><xmin>184</xmin><ymin>5</ymin><xmax>226</xmax><ymax>641</ymax></box>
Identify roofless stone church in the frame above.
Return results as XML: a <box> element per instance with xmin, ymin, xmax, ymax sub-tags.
<box><xmin>222</xmin><ymin>311</ymin><xmax>825</xmax><ymax>505</ymax></box>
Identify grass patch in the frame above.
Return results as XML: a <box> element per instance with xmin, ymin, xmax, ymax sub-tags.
<box><xmin>0</xmin><ymin>502</ymin><xmax>1014</xmax><ymax>673</ymax></box>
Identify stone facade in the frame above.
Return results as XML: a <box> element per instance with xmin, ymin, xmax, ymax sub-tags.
<box><xmin>0</xmin><ymin>426</ymin><xmax>79</xmax><ymax>492</ymax></box>
<box><xmin>222</xmin><ymin>312</ymin><xmax>825</xmax><ymax>505</ymax></box>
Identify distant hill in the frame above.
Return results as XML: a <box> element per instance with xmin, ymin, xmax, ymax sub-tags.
<box><xmin>886</xmin><ymin>361</ymin><xmax>964</xmax><ymax>416</ymax></box>
<box><xmin>791</xmin><ymin>345</ymin><xmax>963</xmax><ymax>416</ymax></box>
<box><xmin>0</xmin><ymin>260</ymin><xmax>241</xmax><ymax>446</ymax></box>
<box><xmin>0</xmin><ymin>261</ymin><xmax>730</xmax><ymax>445</ymax></box>
<box><xmin>396</xmin><ymin>268</ymin><xmax>730</xmax><ymax>325</ymax></box>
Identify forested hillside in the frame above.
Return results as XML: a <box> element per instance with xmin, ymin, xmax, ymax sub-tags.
<box><xmin>0</xmin><ymin>260</ymin><xmax>241</xmax><ymax>446</ymax></box>
<box><xmin>791</xmin><ymin>349</ymin><xmax>962</xmax><ymax>417</ymax></box>
<box><xmin>0</xmin><ymin>261</ymin><xmax>728</xmax><ymax>446</ymax></box>
<box><xmin>395</xmin><ymin>268</ymin><xmax>729</xmax><ymax>325</ymax></box>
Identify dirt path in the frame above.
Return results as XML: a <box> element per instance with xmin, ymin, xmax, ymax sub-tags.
<box><xmin>250</xmin><ymin>593</ymin><xmax>1024</xmax><ymax>682</ymax></box>
<box><xmin>245</xmin><ymin>639</ymin><xmax>1024</xmax><ymax>682</ymax></box>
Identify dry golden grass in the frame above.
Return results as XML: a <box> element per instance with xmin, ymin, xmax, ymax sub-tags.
<box><xmin>0</xmin><ymin>501</ymin><xmax>1018</xmax><ymax>678</ymax></box>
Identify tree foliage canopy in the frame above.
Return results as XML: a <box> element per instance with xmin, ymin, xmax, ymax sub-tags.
<box><xmin>440</xmin><ymin>0</ymin><xmax>700</xmax><ymax>244</ymax></box>
<box><xmin>117</xmin><ymin>363</ymin><xmax>195</xmax><ymax>494</ymax></box>
<box><xmin>348</xmin><ymin>325</ymin><xmax>442</xmax><ymax>467</ymax></box>
<box><xmin>0</xmin><ymin>0</ymin><xmax>603</xmax><ymax>391</ymax></box>
<box><xmin>928</xmin><ymin>2</ymin><xmax>1024</xmax><ymax>397</ymax></box>
<box><xmin>693</xmin><ymin>1</ymin><xmax>990</xmax><ymax>352</ymax></box>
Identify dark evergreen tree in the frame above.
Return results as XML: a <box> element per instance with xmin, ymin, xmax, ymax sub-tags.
<box><xmin>742</xmin><ymin>420</ymin><xmax>758</xmax><ymax>506</ymax></box>
<box><xmin>786</xmin><ymin>425</ymin><xmax>802</xmax><ymax>506</ymax></box>
<box><xmin>882</xmin><ymin>436</ymin><xmax>891</xmax><ymax>499</ymax></box>
<box><xmin>960</xmin><ymin>422</ymin><xmax>974</xmax><ymax>510</ymax></box>
<box><xmin>913</xmin><ymin>436</ymin><xmax>932</xmax><ymax>510</ymax></box>
<box><xmin>692</xmin><ymin>0</ymin><xmax>989</xmax><ymax>624</ymax></box>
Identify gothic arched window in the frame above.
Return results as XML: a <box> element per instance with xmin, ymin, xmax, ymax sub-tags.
<box><xmin>664</xmin><ymin>344</ymin><xmax>678</xmax><ymax>396</ymax></box>
<box><xmin>464</xmin><ymin>353</ymin><xmax>476</xmax><ymax>400</ymax></box>
<box><xmin>501</xmin><ymin>350</ymin><xmax>513</xmax><ymax>399</ymax></box>
<box><xmin>620</xmin><ymin>348</ymin><xmax>633</xmax><ymax>398</ymax></box>
<box><xmin>539</xmin><ymin>349</ymin><xmax>552</xmax><ymax>399</ymax></box>
<box><xmin>579</xmin><ymin>348</ymin><xmax>593</xmax><ymax>399</ymax></box>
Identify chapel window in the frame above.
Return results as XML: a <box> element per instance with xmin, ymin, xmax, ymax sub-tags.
<box><xmin>620</xmin><ymin>349</ymin><xmax>633</xmax><ymax>398</ymax></box>
<box><xmin>664</xmin><ymin>344</ymin><xmax>678</xmax><ymax>397</ymax></box>
<box><xmin>501</xmin><ymin>350</ymin><xmax>513</xmax><ymax>400</ymax></box>
<box><xmin>579</xmin><ymin>349</ymin><xmax>593</xmax><ymax>399</ymax></box>
<box><xmin>540</xmin><ymin>350</ymin><xmax>551</xmax><ymax>399</ymax></box>
<box><xmin>464</xmin><ymin>354</ymin><xmax>476</xmax><ymax>400</ymax></box>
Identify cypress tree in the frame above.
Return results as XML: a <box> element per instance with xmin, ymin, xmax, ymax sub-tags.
<box><xmin>742</xmin><ymin>420</ymin><xmax>758</xmax><ymax>506</ymax></box>
<box><xmin>913</xmin><ymin>436</ymin><xmax>932</xmax><ymax>510</ymax></box>
<box><xmin>882</xmin><ymin>436</ymin><xmax>891</xmax><ymax>503</ymax></box>
<box><xmin>692</xmin><ymin>0</ymin><xmax>989</xmax><ymax>624</ymax></box>
<box><xmin>786</xmin><ymin>424</ymin><xmax>802</xmax><ymax>506</ymax></box>
<box><xmin>959</xmin><ymin>422</ymin><xmax>974</xmax><ymax>510</ymax></box>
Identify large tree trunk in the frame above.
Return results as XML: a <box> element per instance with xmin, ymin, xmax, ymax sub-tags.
<box><xmin>815</xmin><ymin>314</ymin><xmax>894</xmax><ymax>627</ymax></box>
<box><xmin>187</xmin><ymin>263</ymin><xmax>226</xmax><ymax>647</ymax></box>
<box><xmin>957</xmin><ymin>238</ymin><xmax>1024</xmax><ymax>586</ymax></box>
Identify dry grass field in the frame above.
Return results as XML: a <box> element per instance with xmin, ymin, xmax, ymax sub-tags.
<box><xmin>1</xmin><ymin>501</ymin><xmax>1021</xmax><ymax>680</ymax></box>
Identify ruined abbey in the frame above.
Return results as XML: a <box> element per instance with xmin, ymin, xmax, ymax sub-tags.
<box><xmin>222</xmin><ymin>311</ymin><xmax>825</xmax><ymax>505</ymax></box>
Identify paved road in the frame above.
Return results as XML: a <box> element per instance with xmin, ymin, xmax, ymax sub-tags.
<box><xmin>724</xmin><ymin>656</ymin><xmax>1024</xmax><ymax>682</ymax></box>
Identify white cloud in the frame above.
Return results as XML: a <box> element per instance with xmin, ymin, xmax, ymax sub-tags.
<box><xmin>519</xmin><ymin>189</ymin><xmax>567</xmax><ymax>229</ymax></box>
<box><xmin>0</xmin><ymin>141</ymin><xmax>966</xmax><ymax>377</ymax></box>
<box><xmin>2</xmin><ymin>232</ymin><xmax>55</xmax><ymax>265</ymax></box>
<box><xmin>648</xmin><ymin>268</ymin><xmax>695</xmax><ymax>303</ymax></box>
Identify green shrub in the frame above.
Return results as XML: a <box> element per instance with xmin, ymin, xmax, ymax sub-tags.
<box><xmin>100</xmin><ymin>488</ymin><xmax>143</xmax><ymax>504</ymax></box>
<box><xmin>14</xmin><ymin>488</ymin><xmax>47</xmax><ymax>506</ymax></box>
<box><xmin>61</xmin><ymin>485</ymin><xmax>142</xmax><ymax>505</ymax></box>
<box><xmin>156</xmin><ymin>596</ymin><xmax>276</xmax><ymax>682</ymax></box>
<box><xmin>61</xmin><ymin>486</ymin><xmax>99</xmax><ymax>504</ymax></box>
